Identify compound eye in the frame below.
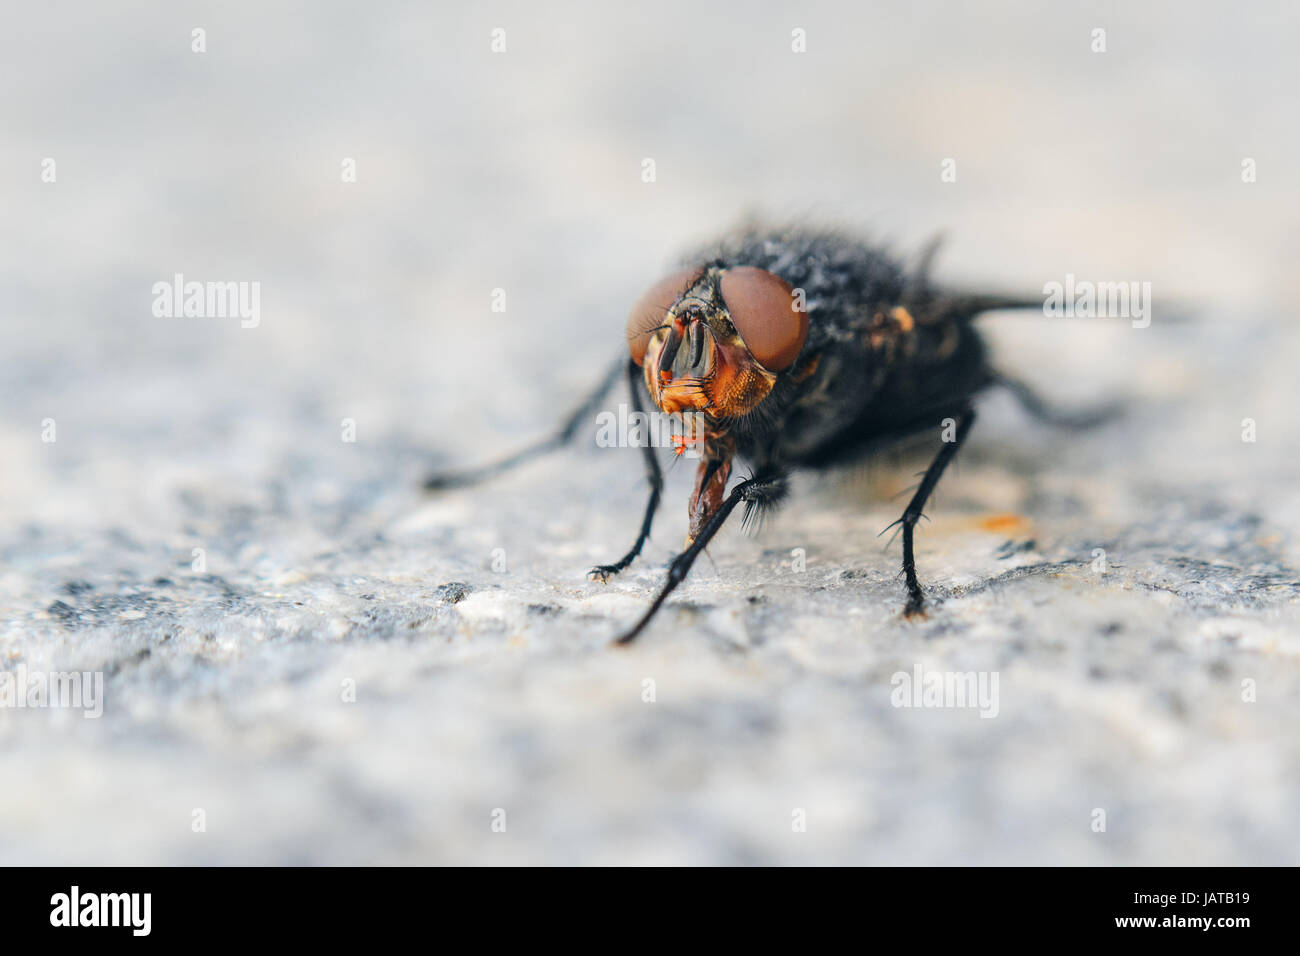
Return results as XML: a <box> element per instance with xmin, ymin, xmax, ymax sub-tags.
<box><xmin>718</xmin><ymin>267</ymin><xmax>808</xmax><ymax>372</ymax></box>
<box><xmin>626</xmin><ymin>268</ymin><xmax>702</xmax><ymax>366</ymax></box>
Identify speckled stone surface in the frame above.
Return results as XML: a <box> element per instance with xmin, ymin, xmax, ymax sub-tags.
<box><xmin>2</xmin><ymin>1</ymin><xmax>1298</xmax><ymax>864</ymax></box>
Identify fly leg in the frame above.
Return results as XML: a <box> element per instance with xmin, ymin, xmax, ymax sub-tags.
<box><xmin>423</xmin><ymin>356</ymin><xmax>624</xmax><ymax>491</ymax></box>
<box><xmin>994</xmin><ymin>373</ymin><xmax>1121</xmax><ymax>430</ymax></box>
<box><xmin>883</xmin><ymin>407</ymin><xmax>976</xmax><ymax>617</ymax></box>
<box><xmin>613</xmin><ymin>470</ymin><xmax>788</xmax><ymax>645</ymax></box>
<box><xmin>588</xmin><ymin>358</ymin><xmax>665</xmax><ymax>582</ymax></box>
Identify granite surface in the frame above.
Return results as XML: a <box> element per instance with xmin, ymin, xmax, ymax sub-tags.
<box><xmin>2</xmin><ymin>0</ymin><xmax>1298</xmax><ymax>864</ymax></box>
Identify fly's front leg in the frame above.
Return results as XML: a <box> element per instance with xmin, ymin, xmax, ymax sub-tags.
<box><xmin>614</xmin><ymin>469</ymin><xmax>788</xmax><ymax>645</ymax></box>
<box><xmin>589</xmin><ymin>358</ymin><xmax>664</xmax><ymax>582</ymax></box>
<box><xmin>886</xmin><ymin>407</ymin><xmax>976</xmax><ymax>616</ymax></box>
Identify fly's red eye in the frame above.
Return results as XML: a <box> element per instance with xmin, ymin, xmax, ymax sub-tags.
<box><xmin>718</xmin><ymin>267</ymin><xmax>808</xmax><ymax>372</ymax></box>
<box><xmin>626</xmin><ymin>268</ymin><xmax>702</xmax><ymax>366</ymax></box>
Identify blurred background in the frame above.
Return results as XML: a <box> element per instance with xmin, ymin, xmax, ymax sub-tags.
<box><xmin>1</xmin><ymin>1</ymin><xmax>1297</xmax><ymax>864</ymax></box>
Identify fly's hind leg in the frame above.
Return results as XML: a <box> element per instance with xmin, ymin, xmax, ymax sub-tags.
<box><xmin>588</xmin><ymin>358</ymin><xmax>664</xmax><ymax>582</ymax></box>
<box><xmin>881</xmin><ymin>407</ymin><xmax>976</xmax><ymax>617</ymax></box>
<box><xmin>994</xmin><ymin>373</ymin><xmax>1121</xmax><ymax>430</ymax></box>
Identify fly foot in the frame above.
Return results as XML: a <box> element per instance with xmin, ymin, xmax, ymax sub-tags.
<box><xmin>588</xmin><ymin>565</ymin><xmax>622</xmax><ymax>583</ymax></box>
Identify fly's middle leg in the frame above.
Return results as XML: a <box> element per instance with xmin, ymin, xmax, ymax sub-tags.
<box><xmin>423</xmin><ymin>355</ymin><xmax>623</xmax><ymax>492</ymax></box>
<box><xmin>885</xmin><ymin>407</ymin><xmax>976</xmax><ymax>616</ymax></box>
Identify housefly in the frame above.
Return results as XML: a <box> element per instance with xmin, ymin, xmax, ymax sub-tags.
<box><xmin>424</xmin><ymin>225</ymin><xmax>1105</xmax><ymax>644</ymax></box>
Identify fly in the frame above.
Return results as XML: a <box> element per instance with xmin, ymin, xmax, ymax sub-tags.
<box><xmin>423</xmin><ymin>225</ymin><xmax>1112</xmax><ymax>644</ymax></box>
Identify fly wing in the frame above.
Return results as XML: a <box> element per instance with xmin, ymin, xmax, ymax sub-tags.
<box><xmin>789</xmin><ymin>314</ymin><xmax>991</xmax><ymax>468</ymax></box>
<box><xmin>905</xmin><ymin>234</ymin><xmax>1044</xmax><ymax>324</ymax></box>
